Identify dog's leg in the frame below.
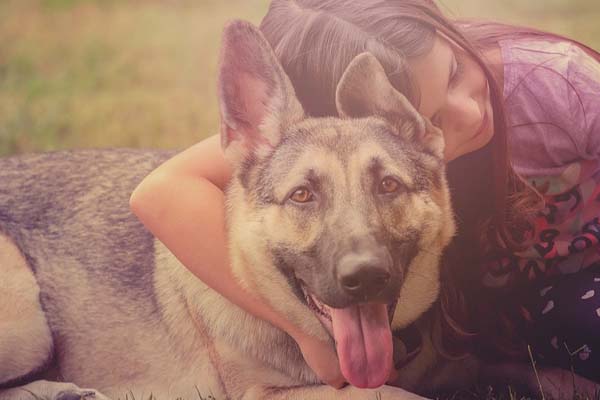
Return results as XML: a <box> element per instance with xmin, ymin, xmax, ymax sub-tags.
<box><xmin>242</xmin><ymin>384</ymin><xmax>428</xmax><ymax>400</ymax></box>
<box><xmin>481</xmin><ymin>363</ymin><xmax>600</xmax><ymax>400</ymax></box>
<box><xmin>0</xmin><ymin>380</ymin><xmax>111</xmax><ymax>400</ymax></box>
<box><xmin>0</xmin><ymin>234</ymin><xmax>53</xmax><ymax>385</ymax></box>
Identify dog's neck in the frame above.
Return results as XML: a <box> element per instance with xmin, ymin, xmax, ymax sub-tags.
<box><xmin>154</xmin><ymin>241</ymin><xmax>321</xmax><ymax>385</ymax></box>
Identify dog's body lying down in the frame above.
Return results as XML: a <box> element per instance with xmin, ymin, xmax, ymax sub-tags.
<box><xmin>0</xmin><ymin>20</ymin><xmax>481</xmax><ymax>400</ymax></box>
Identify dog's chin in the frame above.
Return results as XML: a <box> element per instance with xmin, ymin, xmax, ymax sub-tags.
<box><xmin>299</xmin><ymin>283</ymin><xmax>397</xmax><ymax>389</ymax></box>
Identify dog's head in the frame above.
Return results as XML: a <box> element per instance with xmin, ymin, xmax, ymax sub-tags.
<box><xmin>218</xmin><ymin>21</ymin><xmax>455</xmax><ymax>388</ymax></box>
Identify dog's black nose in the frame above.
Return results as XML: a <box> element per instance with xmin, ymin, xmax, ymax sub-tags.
<box><xmin>338</xmin><ymin>254</ymin><xmax>391</xmax><ymax>299</ymax></box>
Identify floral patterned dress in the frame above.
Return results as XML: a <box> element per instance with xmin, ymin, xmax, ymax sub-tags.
<box><xmin>482</xmin><ymin>38</ymin><xmax>600</xmax><ymax>379</ymax></box>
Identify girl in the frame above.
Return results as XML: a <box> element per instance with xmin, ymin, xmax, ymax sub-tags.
<box><xmin>130</xmin><ymin>0</ymin><xmax>600</xmax><ymax>388</ymax></box>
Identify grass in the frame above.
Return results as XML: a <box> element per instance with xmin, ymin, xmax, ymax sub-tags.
<box><xmin>0</xmin><ymin>0</ymin><xmax>598</xmax><ymax>156</ymax></box>
<box><xmin>0</xmin><ymin>0</ymin><xmax>269</xmax><ymax>155</ymax></box>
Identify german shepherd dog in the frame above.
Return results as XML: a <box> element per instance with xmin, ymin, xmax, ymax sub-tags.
<box><xmin>0</xmin><ymin>20</ymin><xmax>468</xmax><ymax>400</ymax></box>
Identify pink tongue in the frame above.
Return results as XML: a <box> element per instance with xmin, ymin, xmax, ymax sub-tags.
<box><xmin>330</xmin><ymin>303</ymin><xmax>392</xmax><ymax>388</ymax></box>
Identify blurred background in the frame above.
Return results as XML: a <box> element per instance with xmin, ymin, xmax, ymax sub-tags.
<box><xmin>1</xmin><ymin>0</ymin><xmax>598</xmax><ymax>156</ymax></box>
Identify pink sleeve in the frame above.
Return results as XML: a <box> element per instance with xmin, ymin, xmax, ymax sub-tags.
<box><xmin>566</xmin><ymin>45</ymin><xmax>600</xmax><ymax>160</ymax></box>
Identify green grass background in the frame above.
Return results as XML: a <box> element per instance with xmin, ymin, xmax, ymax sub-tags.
<box><xmin>1</xmin><ymin>0</ymin><xmax>598</xmax><ymax>156</ymax></box>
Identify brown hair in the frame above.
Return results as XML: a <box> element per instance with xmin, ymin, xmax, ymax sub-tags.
<box><xmin>259</xmin><ymin>0</ymin><xmax>596</xmax><ymax>359</ymax></box>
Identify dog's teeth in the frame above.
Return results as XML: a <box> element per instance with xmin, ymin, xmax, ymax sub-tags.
<box><xmin>301</xmin><ymin>284</ymin><xmax>332</xmax><ymax>322</ymax></box>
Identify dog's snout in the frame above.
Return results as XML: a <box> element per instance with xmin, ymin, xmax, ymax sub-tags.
<box><xmin>338</xmin><ymin>253</ymin><xmax>391</xmax><ymax>299</ymax></box>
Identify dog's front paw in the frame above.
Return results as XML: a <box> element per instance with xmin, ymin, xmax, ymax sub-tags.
<box><xmin>0</xmin><ymin>380</ymin><xmax>112</xmax><ymax>400</ymax></box>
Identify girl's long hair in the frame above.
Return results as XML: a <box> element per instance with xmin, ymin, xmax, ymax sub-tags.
<box><xmin>260</xmin><ymin>0</ymin><xmax>598</xmax><ymax>359</ymax></box>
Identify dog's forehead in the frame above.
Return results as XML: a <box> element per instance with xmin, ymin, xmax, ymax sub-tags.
<box><xmin>296</xmin><ymin>117</ymin><xmax>391</xmax><ymax>142</ymax></box>
<box><xmin>257</xmin><ymin>116</ymin><xmax>420</xmax><ymax>194</ymax></box>
<box><xmin>274</xmin><ymin>117</ymin><xmax>404</xmax><ymax>164</ymax></box>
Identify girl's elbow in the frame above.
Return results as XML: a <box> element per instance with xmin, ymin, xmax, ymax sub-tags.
<box><xmin>129</xmin><ymin>171</ymin><xmax>169</xmax><ymax>221</ymax></box>
<box><xmin>129</xmin><ymin>185</ymin><xmax>146</xmax><ymax>219</ymax></box>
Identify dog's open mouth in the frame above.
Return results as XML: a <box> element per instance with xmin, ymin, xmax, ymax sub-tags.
<box><xmin>300</xmin><ymin>284</ymin><xmax>397</xmax><ymax>389</ymax></box>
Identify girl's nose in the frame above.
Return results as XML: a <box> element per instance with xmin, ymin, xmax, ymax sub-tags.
<box><xmin>443</xmin><ymin>93</ymin><xmax>481</xmax><ymax>134</ymax></box>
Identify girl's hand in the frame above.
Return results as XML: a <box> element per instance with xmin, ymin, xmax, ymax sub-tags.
<box><xmin>295</xmin><ymin>334</ymin><xmax>345</xmax><ymax>388</ymax></box>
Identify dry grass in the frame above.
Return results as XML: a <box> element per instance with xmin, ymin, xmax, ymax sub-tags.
<box><xmin>0</xmin><ymin>0</ymin><xmax>598</xmax><ymax>156</ymax></box>
<box><xmin>440</xmin><ymin>0</ymin><xmax>600</xmax><ymax>46</ymax></box>
<box><xmin>0</xmin><ymin>0</ymin><xmax>269</xmax><ymax>155</ymax></box>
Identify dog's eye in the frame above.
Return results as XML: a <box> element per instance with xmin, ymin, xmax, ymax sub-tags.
<box><xmin>378</xmin><ymin>177</ymin><xmax>401</xmax><ymax>194</ymax></box>
<box><xmin>290</xmin><ymin>187</ymin><xmax>314</xmax><ymax>203</ymax></box>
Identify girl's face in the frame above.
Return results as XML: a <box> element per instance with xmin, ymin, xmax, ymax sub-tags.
<box><xmin>408</xmin><ymin>35</ymin><xmax>495</xmax><ymax>162</ymax></box>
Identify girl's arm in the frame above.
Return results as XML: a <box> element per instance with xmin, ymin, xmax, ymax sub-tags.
<box><xmin>129</xmin><ymin>134</ymin><xmax>344</xmax><ymax>388</ymax></box>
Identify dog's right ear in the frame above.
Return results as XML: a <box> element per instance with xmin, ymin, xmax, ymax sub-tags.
<box><xmin>217</xmin><ymin>20</ymin><xmax>305</xmax><ymax>166</ymax></box>
<box><xmin>335</xmin><ymin>53</ymin><xmax>445</xmax><ymax>159</ymax></box>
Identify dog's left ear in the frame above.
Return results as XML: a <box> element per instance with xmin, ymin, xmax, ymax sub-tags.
<box><xmin>218</xmin><ymin>20</ymin><xmax>305</xmax><ymax>166</ymax></box>
<box><xmin>335</xmin><ymin>53</ymin><xmax>444</xmax><ymax>159</ymax></box>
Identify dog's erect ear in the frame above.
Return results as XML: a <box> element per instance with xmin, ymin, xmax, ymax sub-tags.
<box><xmin>218</xmin><ymin>20</ymin><xmax>304</xmax><ymax>165</ymax></box>
<box><xmin>336</xmin><ymin>52</ymin><xmax>444</xmax><ymax>159</ymax></box>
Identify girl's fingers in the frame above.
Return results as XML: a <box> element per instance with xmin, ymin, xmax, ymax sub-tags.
<box><xmin>296</xmin><ymin>335</ymin><xmax>346</xmax><ymax>388</ymax></box>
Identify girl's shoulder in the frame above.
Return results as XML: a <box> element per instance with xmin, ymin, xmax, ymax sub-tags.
<box><xmin>499</xmin><ymin>37</ymin><xmax>599</xmax><ymax>99</ymax></box>
<box><xmin>500</xmin><ymin>37</ymin><xmax>600</xmax><ymax>178</ymax></box>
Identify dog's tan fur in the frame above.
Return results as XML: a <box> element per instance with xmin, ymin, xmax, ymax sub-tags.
<box><xmin>0</xmin><ymin>234</ymin><xmax>53</xmax><ymax>385</ymax></box>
